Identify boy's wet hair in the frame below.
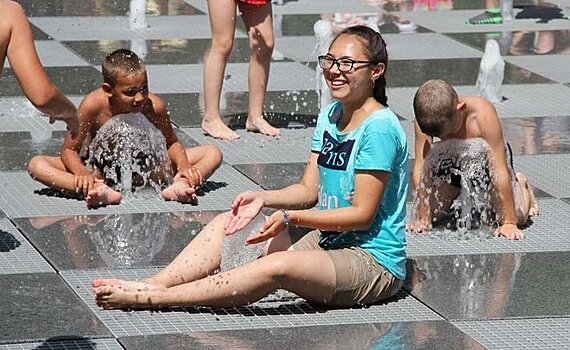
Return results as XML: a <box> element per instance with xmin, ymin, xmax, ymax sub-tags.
<box><xmin>102</xmin><ymin>49</ymin><xmax>145</xmax><ymax>87</ymax></box>
<box><xmin>413</xmin><ymin>79</ymin><xmax>458</xmax><ymax>137</ymax></box>
<box><xmin>331</xmin><ymin>25</ymin><xmax>389</xmax><ymax>106</ymax></box>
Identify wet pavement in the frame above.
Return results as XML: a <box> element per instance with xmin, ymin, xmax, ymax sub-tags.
<box><xmin>0</xmin><ymin>0</ymin><xmax>569</xmax><ymax>349</ymax></box>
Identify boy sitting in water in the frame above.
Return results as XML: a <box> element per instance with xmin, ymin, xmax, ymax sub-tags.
<box><xmin>28</xmin><ymin>49</ymin><xmax>222</xmax><ymax>208</ymax></box>
<box><xmin>407</xmin><ymin>79</ymin><xmax>538</xmax><ymax>240</ymax></box>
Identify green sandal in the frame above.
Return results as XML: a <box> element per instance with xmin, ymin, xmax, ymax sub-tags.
<box><xmin>466</xmin><ymin>9</ymin><xmax>503</xmax><ymax>25</ymax></box>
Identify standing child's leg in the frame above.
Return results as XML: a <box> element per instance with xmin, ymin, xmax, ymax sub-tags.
<box><xmin>202</xmin><ymin>0</ymin><xmax>241</xmax><ymax>140</ymax></box>
<box><xmin>239</xmin><ymin>2</ymin><xmax>280</xmax><ymax>137</ymax></box>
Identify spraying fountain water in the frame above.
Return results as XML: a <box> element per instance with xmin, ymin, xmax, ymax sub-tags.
<box><xmin>220</xmin><ymin>212</ymin><xmax>266</xmax><ymax>271</ymax></box>
<box><xmin>313</xmin><ymin>19</ymin><xmax>334</xmax><ymax>111</ymax></box>
<box><xmin>412</xmin><ymin>138</ymin><xmax>497</xmax><ymax>239</ymax></box>
<box><xmin>476</xmin><ymin>39</ymin><xmax>505</xmax><ymax>104</ymax></box>
<box><xmin>129</xmin><ymin>0</ymin><xmax>148</xmax><ymax>58</ymax></box>
<box><xmin>500</xmin><ymin>0</ymin><xmax>514</xmax><ymax>21</ymax></box>
<box><xmin>129</xmin><ymin>0</ymin><xmax>147</xmax><ymax>30</ymax></box>
<box><xmin>87</xmin><ymin>113</ymin><xmax>172</xmax><ymax>198</ymax></box>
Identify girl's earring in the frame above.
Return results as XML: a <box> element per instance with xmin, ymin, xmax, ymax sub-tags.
<box><xmin>370</xmin><ymin>79</ymin><xmax>376</xmax><ymax>89</ymax></box>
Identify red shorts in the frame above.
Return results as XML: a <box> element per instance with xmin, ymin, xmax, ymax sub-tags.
<box><xmin>237</xmin><ymin>0</ymin><xmax>270</xmax><ymax>5</ymax></box>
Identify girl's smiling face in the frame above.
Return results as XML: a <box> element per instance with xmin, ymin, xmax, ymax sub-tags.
<box><xmin>323</xmin><ymin>34</ymin><xmax>383</xmax><ymax>104</ymax></box>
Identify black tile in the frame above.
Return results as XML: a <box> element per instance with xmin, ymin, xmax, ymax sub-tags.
<box><xmin>19</xmin><ymin>0</ymin><xmax>202</xmax><ymax>17</ymax></box>
<box><xmin>382</xmin><ymin>0</ymin><xmax>494</xmax><ymax>11</ymax></box>
<box><xmin>405</xmin><ymin>251</ymin><xmax>570</xmax><ymax>320</ymax></box>
<box><xmin>447</xmin><ymin>30</ymin><xmax>570</xmax><ymax>56</ymax></box>
<box><xmin>502</xmin><ymin>116</ymin><xmax>570</xmax><ymax>156</ymax></box>
<box><xmin>233</xmin><ymin>163</ymin><xmax>306</xmax><ymax>190</ymax></box>
<box><xmin>386</xmin><ymin>58</ymin><xmax>554</xmax><ymax>88</ymax></box>
<box><xmin>279</xmin><ymin>14</ymin><xmax>322</xmax><ymax>36</ymax></box>
<box><xmin>13</xmin><ymin>211</ymin><xmax>221</xmax><ymax>270</ymax></box>
<box><xmin>31</xmin><ymin>23</ymin><xmax>51</xmax><ymax>40</ymax></box>
<box><xmin>165</xmin><ymin>91</ymin><xmax>319</xmax><ymax>128</ymax></box>
<box><xmin>119</xmin><ymin>321</ymin><xmax>484</xmax><ymax>350</ymax></box>
<box><xmin>0</xmin><ymin>67</ymin><xmax>102</xmax><ymax>96</ymax></box>
<box><xmin>529</xmin><ymin>185</ymin><xmax>553</xmax><ymax>199</ymax></box>
<box><xmin>377</xmin><ymin>21</ymin><xmax>432</xmax><ymax>34</ymax></box>
<box><xmin>0</xmin><ymin>131</ymin><xmax>65</xmax><ymax>171</ymax></box>
<box><xmin>0</xmin><ymin>273</ymin><xmax>110</xmax><ymax>343</ymax></box>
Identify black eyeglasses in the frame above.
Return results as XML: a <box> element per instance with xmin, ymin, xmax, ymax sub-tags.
<box><xmin>318</xmin><ymin>55</ymin><xmax>377</xmax><ymax>72</ymax></box>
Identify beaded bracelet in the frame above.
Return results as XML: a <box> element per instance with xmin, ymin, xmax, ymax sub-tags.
<box><xmin>280</xmin><ymin>209</ymin><xmax>290</xmax><ymax>227</ymax></box>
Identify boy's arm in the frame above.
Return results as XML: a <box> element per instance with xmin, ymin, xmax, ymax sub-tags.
<box><xmin>58</xmin><ymin>94</ymin><xmax>97</xmax><ymax>196</ymax></box>
<box><xmin>412</xmin><ymin>120</ymin><xmax>432</xmax><ymax>189</ymax></box>
<box><xmin>407</xmin><ymin>120</ymin><xmax>433</xmax><ymax>232</ymax></box>
<box><xmin>480</xmin><ymin>101</ymin><xmax>523</xmax><ymax>240</ymax></box>
<box><xmin>148</xmin><ymin>95</ymin><xmax>196</xmax><ymax>183</ymax></box>
<box><xmin>60</xmin><ymin>96</ymin><xmax>95</xmax><ymax>176</ymax></box>
<box><xmin>3</xmin><ymin>2</ymin><xmax>78</xmax><ymax>135</ymax></box>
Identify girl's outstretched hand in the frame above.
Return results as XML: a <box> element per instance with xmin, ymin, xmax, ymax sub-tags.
<box><xmin>224</xmin><ymin>191</ymin><xmax>265</xmax><ymax>235</ymax></box>
<box><xmin>245</xmin><ymin>210</ymin><xmax>287</xmax><ymax>245</ymax></box>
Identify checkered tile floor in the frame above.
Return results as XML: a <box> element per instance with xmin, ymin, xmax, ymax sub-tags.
<box><xmin>0</xmin><ymin>0</ymin><xmax>569</xmax><ymax>349</ymax></box>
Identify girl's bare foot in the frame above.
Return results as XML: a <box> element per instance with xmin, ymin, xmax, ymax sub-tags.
<box><xmin>92</xmin><ymin>278</ymin><xmax>162</xmax><ymax>291</ymax></box>
<box><xmin>86</xmin><ymin>183</ymin><xmax>121</xmax><ymax>208</ymax></box>
<box><xmin>246</xmin><ymin>117</ymin><xmax>280</xmax><ymax>137</ymax></box>
<box><xmin>162</xmin><ymin>180</ymin><xmax>197</xmax><ymax>203</ymax></box>
<box><xmin>93</xmin><ymin>280</ymin><xmax>166</xmax><ymax>310</ymax></box>
<box><xmin>202</xmin><ymin>118</ymin><xmax>240</xmax><ymax>140</ymax></box>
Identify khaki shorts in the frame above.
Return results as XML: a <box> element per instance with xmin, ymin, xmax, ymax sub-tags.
<box><xmin>291</xmin><ymin>230</ymin><xmax>403</xmax><ymax>307</ymax></box>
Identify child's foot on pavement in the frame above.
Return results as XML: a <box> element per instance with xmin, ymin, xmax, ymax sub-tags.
<box><xmin>202</xmin><ymin>118</ymin><xmax>240</xmax><ymax>140</ymax></box>
<box><xmin>246</xmin><ymin>117</ymin><xmax>280</xmax><ymax>137</ymax></box>
<box><xmin>86</xmin><ymin>183</ymin><xmax>122</xmax><ymax>208</ymax></box>
<box><xmin>162</xmin><ymin>179</ymin><xmax>197</xmax><ymax>203</ymax></box>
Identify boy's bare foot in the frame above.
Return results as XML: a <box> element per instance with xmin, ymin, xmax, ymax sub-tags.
<box><xmin>246</xmin><ymin>117</ymin><xmax>280</xmax><ymax>137</ymax></box>
<box><xmin>202</xmin><ymin>118</ymin><xmax>240</xmax><ymax>140</ymax></box>
<box><xmin>162</xmin><ymin>180</ymin><xmax>197</xmax><ymax>203</ymax></box>
<box><xmin>86</xmin><ymin>183</ymin><xmax>121</xmax><ymax>209</ymax></box>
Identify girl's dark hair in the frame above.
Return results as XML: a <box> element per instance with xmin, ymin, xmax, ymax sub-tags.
<box><xmin>331</xmin><ymin>25</ymin><xmax>389</xmax><ymax>106</ymax></box>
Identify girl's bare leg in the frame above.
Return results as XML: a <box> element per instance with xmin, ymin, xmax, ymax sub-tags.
<box><xmin>202</xmin><ymin>0</ymin><xmax>240</xmax><ymax>140</ymax></box>
<box><xmin>94</xmin><ymin>249</ymin><xmax>336</xmax><ymax>309</ymax></box>
<box><xmin>239</xmin><ymin>3</ymin><xmax>280</xmax><ymax>137</ymax></box>
<box><xmin>93</xmin><ymin>212</ymin><xmax>229</xmax><ymax>291</ymax></box>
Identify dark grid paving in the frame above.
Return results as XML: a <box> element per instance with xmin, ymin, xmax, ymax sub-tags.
<box><xmin>62</xmin><ymin>269</ymin><xmax>441</xmax><ymax>337</ymax></box>
<box><xmin>0</xmin><ymin>0</ymin><xmax>569</xmax><ymax>348</ymax></box>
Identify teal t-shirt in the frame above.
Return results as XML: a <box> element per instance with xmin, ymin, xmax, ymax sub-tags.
<box><xmin>310</xmin><ymin>101</ymin><xmax>409</xmax><ymax>280</ymax></box>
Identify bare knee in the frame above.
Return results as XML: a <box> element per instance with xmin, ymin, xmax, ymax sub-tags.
<box><xmin>205</xmin><ymin>144</ymin><xmax>223</xmax><ymax>168</ymax></box>
<box><xmin>210</xmin><ymin>37</ymin><xmax>234</xmax><ymax>59</ymax></box>
<box><xmin>27</xmin><ymin>156</ymin><xmax>48</xmax><ymax>179</ymax></box>
<box><xmin>249</xmin><ymin>32</ymin><xmax>274</xmax><ymax>59</ymax></box>
<box><xmin>262</xmin><ymin>252</ymin><xmax>295</xmax><ymax>286</ymax></box>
